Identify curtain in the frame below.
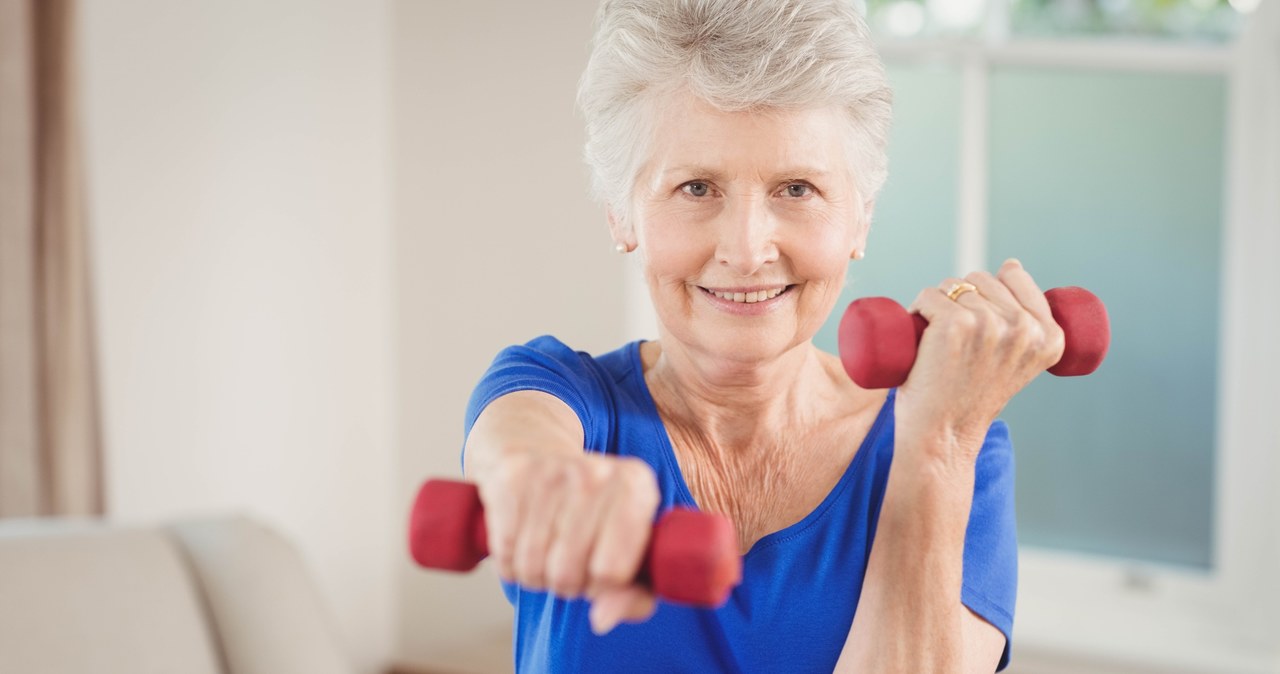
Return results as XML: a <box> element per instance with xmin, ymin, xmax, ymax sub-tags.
<box><xmin>0</xmin><ymin>0</ymin><xmax>103</xmax><ymax>517</ymax></box>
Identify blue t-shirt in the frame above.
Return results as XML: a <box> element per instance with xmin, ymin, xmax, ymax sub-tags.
<box><xmin>463</xmin><ymin>336</ymin><xmax>1017</xmax><ymax>673</ymax></box>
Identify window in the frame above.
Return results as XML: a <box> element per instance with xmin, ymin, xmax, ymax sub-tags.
<box><xmin>622</xmin><ymin>2</ymin><xmax>1275</xmax><ymax>666</ymax></box>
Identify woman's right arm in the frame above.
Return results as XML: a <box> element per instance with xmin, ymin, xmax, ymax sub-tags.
<box><xmin>463</xmin><ymin>389</ymin><xmax>662</xmax><ymax>633</ymax></box>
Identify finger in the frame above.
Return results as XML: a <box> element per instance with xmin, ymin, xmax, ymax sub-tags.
<box><xmin>545</xmin><ymin>462</ymin><xmax>608</xmax><ymax>598</ymax></box>
<box><xmin>589</xmin><ymin>585</ymin><xmax>659</xmax><ymax>635</ymax></box>
<box><xmin>910</xmin><ymin>279</ymin><xmax>969</xmax><ymax>325</ymax></box>
<box><xmin>961</xmin><ymin>270</ymin><xmax>1021</xmax><ymax>318</ymax></box>
<box><xmin>995</xmin><ymin>258</ymin><xmax>1054</xmax><ymax>326</ymax></box>
<box><xmin>483</xmin><ymin>461</ymin><xmax>531</xmax><ymax>582</ymax></box>
<box><xmin>909</xmin><ymin>278</ymin><xmax>957</xmax><ymax>314</ymax></box>
<box><xmin>996</xmin><ymin>259</ymin><xmax>1065</xmax><ymax>365</ymax></box>
<box><xmin>511</xmin><ymin>468</ymin><xmax>568</xmax><ymax>591</ymax></box>
<box><xmin>586</xmin><ymin>460</ymin><xmax>659</xmax><ymax>598</ymax></box>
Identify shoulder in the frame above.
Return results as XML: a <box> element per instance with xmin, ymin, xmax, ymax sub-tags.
<box><xmin>467</xmin><ymin>336</ymin><xmax>651</xmax><ymax>455</ymax></box>
<box><xmin>472</xmin><ymin>335</ymin><xmax>643</xmax><ymax>418</ymax></box>
<box><xmin>489</xmin><ymin>335</ymin><xmax>639</xmax><ymax>384</ymax></box>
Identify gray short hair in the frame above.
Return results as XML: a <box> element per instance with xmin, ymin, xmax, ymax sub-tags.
<box><xmin>577</xmin><ymin>0</ymin><xmax>893</xmax><ymax>220</ymax></box>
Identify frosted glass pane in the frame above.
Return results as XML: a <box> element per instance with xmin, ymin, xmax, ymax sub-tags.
<box><xmin>865</xmin><ymin>0</ymin><xmax>1246</xmax><ymax>42</ymax></box>
<box><xmin>814</xmin><ymin>64</ymin><xmax>960</xmax><ymax>354</ymax></box>
<box><xmin>988</xmin><ymin>69</ymin><xmax>1224</xmax><ymax>569</ymax></box>
<box><xmin>1010</xmin><ymin>0</ymin><xmax>1244</xmax><ymax>42</ymax></box>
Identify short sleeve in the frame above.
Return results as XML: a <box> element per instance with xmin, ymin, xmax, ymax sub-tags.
<box><xmin>461</xmin><ymin>336</ymin><xmax>612</xmax><ymax>473</ymax></box>
<box><xmin>961</xmin><ymin>420</ymin><xmax>1018</xmax><ymax>671</ymax></box>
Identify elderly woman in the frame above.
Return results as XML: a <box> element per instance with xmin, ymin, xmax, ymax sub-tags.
<box><xmin>462</xmin><ymin>0</ymin><xmax>1061</xmax><ymax>671</ymax></box>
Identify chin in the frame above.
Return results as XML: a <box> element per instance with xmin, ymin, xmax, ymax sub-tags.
<box><xmin>694</xmin><ymin>325</ymin><xmax>805</xmax><ymax>365</ymax></box>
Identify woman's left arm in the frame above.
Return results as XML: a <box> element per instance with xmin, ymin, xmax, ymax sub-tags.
<box><xmin>835</xmin><ymin>259</ymin><xmax>1063</xmax><ymax>673</ymax></box>
<box><xmin>835</xmin><ymin>438</ymin><xmax>1005</xmax><ymax>672</ymax></box>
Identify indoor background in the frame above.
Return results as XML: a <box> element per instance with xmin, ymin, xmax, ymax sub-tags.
<box><xmin>2</xmin><ymin>0</ymin><xmax>1277</xmax><ymax>673</ymax></box>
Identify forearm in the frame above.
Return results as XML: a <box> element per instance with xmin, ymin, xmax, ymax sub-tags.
<box><xmin>836</xmin><ymin>440</ymin><xmax>976</xmax><ymax>673</ymax></box>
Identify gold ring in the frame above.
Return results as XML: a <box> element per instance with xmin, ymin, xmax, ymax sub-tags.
<box><xmin>945</xmin><ymin>282</ymin><xmax>978</xmax><ymax>302</ymax></box>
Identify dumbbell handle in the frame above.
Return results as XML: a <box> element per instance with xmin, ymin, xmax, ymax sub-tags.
<box><xmin>838</xmin><ymin>286</ymin><xmax>1110</xmax><ymax>390</ymax></box>
<box><xmin>407</xmin><ymin>478</ymin><xmax>742</xmax><ymax>607</ymax></box>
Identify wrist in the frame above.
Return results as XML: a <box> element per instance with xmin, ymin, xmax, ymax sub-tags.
<box><xmin>895</xmin><ymin>423</ymin><xmax>987</xmax><ymax>473</ymax></box>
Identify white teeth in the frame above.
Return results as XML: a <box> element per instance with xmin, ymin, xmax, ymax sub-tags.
<box><xmin>708</xmin><ymin>287</ymin><xmax>787</xmax><ymax>303</ymax></box>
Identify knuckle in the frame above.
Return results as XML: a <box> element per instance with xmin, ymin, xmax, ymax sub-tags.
<box><xmin>518</xmin><ymin>519</ymin><xmax>550</xmax><ymax>552</ymax></box>
<box><xmin>1013</xmin><ymin>311</ymin><xmax>1036</xmax><ymax>334</ymax></box>
<box><xmin>977</xmin><ymin>310</ymin><xmax>1001</xmax><ymax>332</ymax></box>
<box><xmin>619</xmin><ymin>459</ymin><xmax>658</xmax><ymax>495</ymax></box>
<box><xmin>547</xmin><ymin>559</ymin><xmax>585</xmax><ymax>597</ymax></box>
<box><xmin>1004</xmin><ymin>315</ymin><xmax>1034</xmax><ymax>350</ymax></box>
<box><xmin>952</xmin><ymin>310</ymin><xmax>979</xmax><ymax>333</ymax></box>
<box><xmin>580</xmin><ymin>456</ymin><xmax>610</xmax><ymax>487</ymax></box>
<box><xmin>553</xmin><ymin>459</ymin><xmax>584</xmax><ymax>492</ymax></box>
<box><xmin>493</xmin><ymin>542</ymin><xmax>516</xmax><ymax>579</ymax></box>
<box><xmin>964</xmin><ymin>270</ymin><xmax>994</xmax><ymax>287</ymax></box>
<box><xmin>1045</xmin><ymin>325</ymin><xmax>1067</xmax><ymax>360</ymax></box>
<box><xmin>520</xmin><ymin>570</ymin><xmax>547</xmax><ymax>591</ymax></box>
<box><xmin>495</xmin><ymin>530</ymin><xmax>518</xmax><ymax>561</ymax></box>
<box><xmin>591</xmin><ymin>560</ymin><xmax>633</xmax><ymax>590</ymax></box>
<box><xmin>545</xmin><ymin>461</ymin><xmax>571</xmax><ymax>487</ymax></box>
<box><xmin>979</xmin><ymin>319</ymin><xmax>1003</xmax><ymax>349</ymax></box>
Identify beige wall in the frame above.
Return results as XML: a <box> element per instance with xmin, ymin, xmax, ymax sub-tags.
<box><xmin>78</xmin><ymin>2</ymin><xmax>395</xmax><ymax>672</ymax></box>
<box><xmin>392</xmin><ymin>0</ymin><xmax>625</xmax><ymax>671</ymax></box>
<box><xmin>81</xmin><ymin>0</ymin><xmax>631</xmax><ymax>671</ymax></box>
<box><xmin>68</xmin><ymin>1</ymin><xmax>1259</xmax><ymax>672</ymax></box>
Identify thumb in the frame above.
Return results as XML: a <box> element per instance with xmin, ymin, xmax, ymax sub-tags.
<box><xmin>588</xmin><ymin>585</ymin><xmax>658</xmax><ymax>635</ymax></box>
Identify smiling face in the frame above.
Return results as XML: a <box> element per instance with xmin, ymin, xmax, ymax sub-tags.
<box><xmin>617</xmin><ymin>90</ymin><xmax>871</xmax><ymax>366</ymax></box>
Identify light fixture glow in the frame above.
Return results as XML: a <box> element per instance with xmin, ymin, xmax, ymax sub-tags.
<box><xmin>927</xmin><ymin>0</ymin><xmax>987</xmax><ymax>30</ymax></box>
<box><xmin>883</xmin><ymin>0</ymin><xmax>927</xmax><ymax>36</ymax></box>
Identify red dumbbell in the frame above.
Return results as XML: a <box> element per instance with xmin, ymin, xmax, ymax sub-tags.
<box><xmin>838</xmin><ymin>286</ymin><xmax>1110</xmax><ymax>390</ymax></box>
<box><xmin>408</xmin><ymin>478</ymin><xmax>743</xmax><ymax>607</ymax></box>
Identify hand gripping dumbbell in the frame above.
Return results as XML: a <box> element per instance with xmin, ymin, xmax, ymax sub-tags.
<box><xmin>408</xmin><ymin>478</ymin><xmax>743</xmax><ymax>607</ymax></box>
<box><xmin>838</xmin><ymin>286</ymin><xmax>1110</xmax><ymax>389</ymax></box>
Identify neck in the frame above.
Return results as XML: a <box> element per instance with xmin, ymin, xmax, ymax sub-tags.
<box><xmin>643</xmin><ymin>333</ymin><xmax>845</xmax><ymax>451</ymax></box>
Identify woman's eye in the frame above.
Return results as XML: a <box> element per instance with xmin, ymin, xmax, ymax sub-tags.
<box><xmin>784</xmin><ymin>183</ymin><xmax>811</xmax><ymax>198</ymax></box>
<box><xmin>682</xmin><ymin>182</ymin><xmax>710</xmax><ymax>197</ymax></box>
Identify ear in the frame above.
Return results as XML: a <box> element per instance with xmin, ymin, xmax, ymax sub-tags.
<box><xmin>607</xmin><ymin>206</ymin><xmax>636</xmax><ymax>248</ymax></box>
<box><xmin>854</xmin><ymin>198</ymin><xmax>876</xmax><ymax>251</ymax></box>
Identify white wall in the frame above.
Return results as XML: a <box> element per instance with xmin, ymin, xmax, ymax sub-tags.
<box><xmin>392</xmin><ymin>0</ymin><xmax>625</xmax><ymax>671</ymax></box>
<box><xmin>73</xmin><ymin>1</ymin><xmax>1278</xmax><ymax>673</ymax></box>
<box><xmin>78</xmin><ymin>2</ymin><xmax>395</xmax><ymax>672</ymax></box>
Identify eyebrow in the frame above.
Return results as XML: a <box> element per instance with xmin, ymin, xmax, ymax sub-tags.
<box><xmin>659</xmin><ymin>165</ymin><xmax>835</xmax><ymax>181</ymax></box>
<box><xmin>659</xmin><ymin>165</ymin><xmax>725</xmax><ymax>181</ymax></box>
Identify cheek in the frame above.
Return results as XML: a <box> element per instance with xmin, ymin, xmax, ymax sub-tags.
<box><xmin>639</xmin><ymin>216</ymin><xmax>714</xmax><ymax>285</ymax></box>
<box><xmin>788</xmin><ymin>224</ymin><xmax>856</xmax><ymax>286</ymax></box>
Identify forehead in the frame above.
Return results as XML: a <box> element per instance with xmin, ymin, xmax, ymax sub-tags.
<box><xmin>644</xmin><ymin>90</ymin><xmax>853</xmax><ymax>177</ymax></box>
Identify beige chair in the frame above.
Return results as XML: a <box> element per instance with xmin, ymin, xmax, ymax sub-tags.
<box><xmin>0</xmin><ymin>515</ymin><xmax>353</xmax><ymax>674</ymax></box>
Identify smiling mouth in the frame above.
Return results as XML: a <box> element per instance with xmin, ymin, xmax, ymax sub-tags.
<box><xmin>697</xmin><ymin>285</ymin><xmax>794</xmax><ymax>304</ymax></box>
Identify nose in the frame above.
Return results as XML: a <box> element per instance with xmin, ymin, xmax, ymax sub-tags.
<box><xmin>715</xmin><ymin>195</ymin><xmax>778</xmax><ymax>277</ymax></box>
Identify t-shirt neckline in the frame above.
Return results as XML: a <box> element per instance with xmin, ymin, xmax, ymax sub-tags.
<box><xmin>623</xmin><ymin>339</ymin><xmax>895</xmax><ymax>558</ymax></box>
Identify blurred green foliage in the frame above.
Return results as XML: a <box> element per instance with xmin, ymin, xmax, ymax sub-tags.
<box><xmin>865</xmin><ymin>0</ymin><xmax>1243</xmax><ymax>41</ymax></box>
